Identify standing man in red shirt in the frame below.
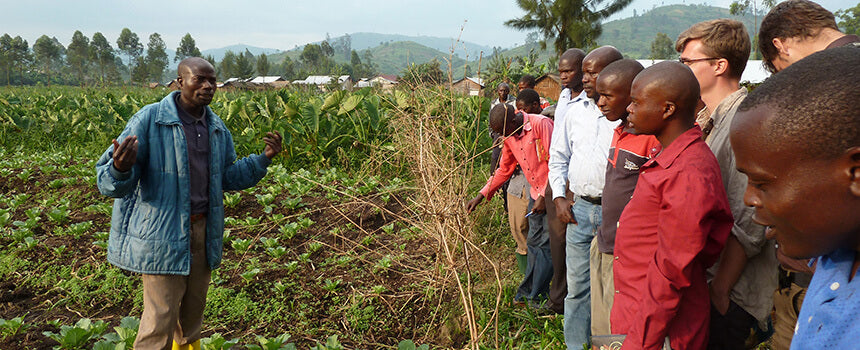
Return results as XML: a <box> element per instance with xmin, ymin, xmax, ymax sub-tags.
<box><xmin>467</xmin><ymin>103</ymin><xmax>555</xmax><ymax>305</ymax></box>
<box><xmin>611</xmin><ymin>62</ymin><xmax>733</xmax><ymax>350</ymax></box>
<box><xmin>590</xmin><ymin>59</ymin><xmax>660</xmax><ymax>338</ymax></box>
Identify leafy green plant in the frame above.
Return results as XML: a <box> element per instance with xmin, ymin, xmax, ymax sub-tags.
<box><xmin>0</xmin><ymin>316</ymin><xmax>30</xmax><ymax>340</ymax></box>
<box><xmin>396</xmin><ymin>340</ymin><xmax>429</xmax><ymax>350</ymax></box>
<box><xmin>55</xmin><ymin>221</ymin><xmax>93</xmax><ymax>238</ymax></box>
<box><xmin>42</xmin><ymin>318</ymin><xmax>109</xmax><ymax>349</ymax></box>
<box><xmin>322</xmin><ymin>279</ymin><xmax>341</xmax><ymax>293</ymax></box>
<box><xmin>307</xmin><ymin>241</ymin><xmax>323</xmax><ymax>254</ymax></box>
<box><xmin>310</xmin><ymin>335</ymin><xmax>344</xmax><ymax>350</ymax></box>
<box><xmin>244</xmin><ymin>332</ymin><xmax>296</xmax><ymax>350</ymax></box>
<box><xmin>17</xmin><ymin>236</ymin><xmax>37</xmax><ymax>249</ymax></box>
<box><xmin>260</xmin><ymin>237</ymin><xmax>279</xmax><ymax>249</ymax></box>
<box><xmin>200</xmin><ymin>333</ymin><xmax>239</xmax><ymax>350</ymax></box>
<box><xmin>231</xmin><ymin>238</ymin><xmax>252</xmax><ymax>254</ymax></box>
<box><xmin>98</xmin><ymin>316</ymin><xmax>139</xmax><ymax>349</ymax></box>
<box><xmin>224</xmin><ymin>192</ymin><xmax>242</xmax><ymax>208</ymax></box>
<box><xmin>279</xmin><ymin>222</ymin><xmax>300</xmax><ymax>240</ymax></box>
<box><xmin>280</xmin><ymin>197</ymin><xmax>303</xmax><ymax>211</ymax></box>
<box><xmin>240</xmin><ymin>268</ymin><xmax>261</xmax><ymax>283</ymax></box>
<box><xmin>266</xmin><ymin>246</ymin><xmax>288</xmax><ymax>259</ymax></box>
<box><xmin>47</xmin><ymin>207</ymin><xmax>70</xmax><ymax>224</ymax></box>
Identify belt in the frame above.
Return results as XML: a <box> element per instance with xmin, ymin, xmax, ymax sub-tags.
<box><xmin>579</xmin><ymin>195</ymin><xmax>602</xmax><ymax>205</ymax></box>
<box><xmin>190</xmin><ymin>213</ymin><xmax>207</xmax><ymax>222</ymax></box>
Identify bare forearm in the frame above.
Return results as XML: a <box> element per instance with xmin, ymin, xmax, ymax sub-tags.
<box><xmin>711</xmin><ymin>235</ymin><xmax>747</xmax><ymax>295</ymax></box>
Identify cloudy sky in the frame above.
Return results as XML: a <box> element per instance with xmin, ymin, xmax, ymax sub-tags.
<box><xmin>2</xmin><ymin>0</ymin><xmax>854</xmax><ymax>51</ymax></box>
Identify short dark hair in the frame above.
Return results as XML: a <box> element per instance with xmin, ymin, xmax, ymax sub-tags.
<box><xmin>519</xmin><ymin>74</ymin><xmax>536</xmax><ymax>88</ymax></box>
<box><xmin>516</xmin><ymin>88</ymin><xmax>540</xmax><ymax>106</ymax></box>
<box><xmin>759</xmin><ymin>0</ymin><xmax>839</xmax><ymax>73</ymax></box>
<box><xmin>599</xmin><ymin>59</ymin><xmax>644</xmax><ymax>87</ymax></box>
<box><xmin>738</xmin><ymin>46</ymin><xmax>859</xmax><ymax>159</ymax></box>
<box><xmin>489</xmin><ymin>103</ymin><xmax>515</xmax><ymax>132</ymax></box>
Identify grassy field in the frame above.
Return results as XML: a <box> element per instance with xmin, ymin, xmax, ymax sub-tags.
<box><xmin>0</xmin><ymin>85</ymin><xmax>567</xmax><ymax>349</ymax></box>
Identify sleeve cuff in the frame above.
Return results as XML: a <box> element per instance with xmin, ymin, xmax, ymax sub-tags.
<box><xmin>109</xmin><ymin>163</ymin><xmax>132</xmax><ymax>180</ymax></box>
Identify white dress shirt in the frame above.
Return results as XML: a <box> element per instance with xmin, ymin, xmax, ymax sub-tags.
<box><xmin>548</xmin><ymin>93</ymin><xmax>619</xmax><ymax>199</ymax></box>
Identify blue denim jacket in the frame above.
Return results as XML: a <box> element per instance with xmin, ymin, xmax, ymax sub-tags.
<box><xmin>96</xmin><ymin>91</ymin><xmax>270</xmax><ymax>275</ymax></box>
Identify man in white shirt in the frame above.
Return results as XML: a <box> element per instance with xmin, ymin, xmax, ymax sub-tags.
<box><xmin>543</xmin><ymin>48</ymin><xmax>586</xmax><ymax>315</ymax></box>
<box><xmin>548</xmin><ymin>46</ymin><xmax>623</xmax><ymax>349</ymax></box>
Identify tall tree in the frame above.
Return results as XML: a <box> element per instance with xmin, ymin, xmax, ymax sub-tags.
<box><xmin>117</xmin><ymin>28</ymin><xmax>143</xmax><ymax>82</ymax></box>
<box><xmin>235</xmin><ymin>49</ymin><xmax>255</xmax><ymax>79</ymax></box>
<box><xmin>91</xmin><ymin>32</ymin><xmax>117</xmax><ymax>84</ymax></box>
<box><xmin>506</xmin><ymin>0</ymin><xmax>633</xmax><ymax>55</ymax></box>
<box><xmin>33</xmin><ymin>35</ymin><xmax>63</xmax><ymax>84</ymax></box>
<box><xmin>256</xmin><ymin>53</ymin><xmax>269</xmax><ymax>76</ymax></box>
<box><xmin>67</xmin><ymin>30</ymin><xmax>90</xmax><ymax>85</ymax></box>
<box><xmin>649</xmin><ymin>32</ymin><xmax>676</xmax><ymax>59</ymax></box>
<box><xmin>278</xmin><ymin>56</ymin><xmax>296</xmax><ymax>80</ymax></box>
<box><xmin>220</xmin><ymin>50</ymin><xmax>237</xmax><ymax>78</ymax></box>
<box><xmin>0</xmin><ymin>34</ymin><xmax>14</xmax><ymax>85</ymax></box>
<box><xmin>730</xmin><ymin>0</ymin><xmax>776</xmax><ymax>58</ymax></box>
<box><xmin>175</xmin><ymin>33</ymin><xmax>202</xmax><ymax>62</ymax></box>
<box><xmin>10</xmin><ymin>36</ymin><xmax>30</xmax><ymax>85</ymax></box>
<box><xmin>836</xmin><ymin>2</ymin><xmax>860</xmax><ymax>35</ymax></box>
<box><xmin>145</xmin><ymin>33</ymin><xmax>169</xmax><ymax>82</ymax></box>
<box><xmin>130</xmin><ymin>56</ymin><xmax>149</xmax><ymax>83</ymax></box>
<box><xmin>116</xmin><ymin>28</ymin><xmax>143</xmax><ymax>66</ymax></box>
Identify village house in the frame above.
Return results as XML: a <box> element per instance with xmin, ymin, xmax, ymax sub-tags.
<box><xmin>451</xmin><ymin>77</ymin><xmax>484</xmax><ymax>96</ymax></box>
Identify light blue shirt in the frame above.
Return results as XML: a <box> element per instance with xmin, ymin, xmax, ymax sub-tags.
<box><xmin>548</xmin><ymin>91</ymin><xmax>618</xmax><ymax>198</ymax></box>
<box><xmin>791</xmin><ymin>249</ymin><xmax>860</xmax><ymax>349</ymax></box>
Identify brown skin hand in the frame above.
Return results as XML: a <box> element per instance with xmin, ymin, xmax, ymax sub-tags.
<box><xmin>111</xmin><ymin>136</ymin><xmax>139</xmax><ymax>172</ymax></box>
<box><xmin>553</xmin><ymin>197</ymin><xmax>577</xmax><ymax>224</ymax></box>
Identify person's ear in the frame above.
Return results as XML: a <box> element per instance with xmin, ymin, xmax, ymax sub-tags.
<box><xmin>847</xmin><ymin>146</ymin><xmax>860</xmax><ymax>197</ymax></box>
<box><xmin>714</xmin><ymin>58</ymin><xmax>729</xmax><ymax>76</ymax></box>
<box><xmin>662</xmin><ymin>101</ymin><xmax>676</xmax><ymax>120</ymax></box>
<box><xmin>772</xmin><ymin>38</ymin><xmax>789</xmax><ymax>55</ymax></box>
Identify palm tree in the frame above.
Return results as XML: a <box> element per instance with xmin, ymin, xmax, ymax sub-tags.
<box><xmin>506</xmin><ymin>0</ymin><xmax>633</xmax><ymax>56</ymax></box>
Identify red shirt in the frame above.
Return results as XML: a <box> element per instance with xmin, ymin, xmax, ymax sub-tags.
<box><xmin>611</xmin><ymin>127</ymin><xmax>733</xmax><ymax>350</ymax></box>
<box><xmin>599</xmin><ymin>125</ymin><xmax>660</xmax><ymax>253</ymax></box>
<box><xmin>480</xmin><ymin>113</ymin><xmax>553</xmax><ymax>201</ymax></box>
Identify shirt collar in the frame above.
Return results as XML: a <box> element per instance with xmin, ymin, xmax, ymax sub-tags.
<box><xmin>174</xmin><ymin>94</ymin><xmax>206</xmax><ymax>125</ymax></box>
<box><xmin>570</xmin><ymin>90</ymin><xmax>588</xmax><ymax>104</ymax></box>
<box><xmin>710</xmin><ymin>88</ymin><xmax>747</xmax><ymax>127</ymax></box>
<box><xmin>646</xmin><ymin>126</ymin><xmax>704</xmax><ymax>169</ymax></box>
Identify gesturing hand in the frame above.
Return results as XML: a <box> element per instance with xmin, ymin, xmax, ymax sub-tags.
<box><xmin>263</xmin><ymin>131</ymin><xmax>283</xmax><ymax>159</ymax></box>
<box><xmin>112</xmin><ymin>136</ymin><xmax>138</xmax><ymax>172</ymax></box>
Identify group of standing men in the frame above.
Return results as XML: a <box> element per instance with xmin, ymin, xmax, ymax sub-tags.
<box><xmin>468</xmin><ymin>0</ymin><xmax>860</xmax><ymax>349</ymax></box>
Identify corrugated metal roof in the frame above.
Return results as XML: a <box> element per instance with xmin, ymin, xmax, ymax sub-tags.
<box><xmin>303</xmin><ymin>75</ymin><xmax>335</xmax><ymax>84</ymax></box>
<box><xmin>248</xmin><ymin>76</ymin><xmax>285</xmax><ymax>84</ymax></box>
<box><xmin>635</xmin><ymin>59</ymin><xmax>771</xmax><ymax>83</ymax></box>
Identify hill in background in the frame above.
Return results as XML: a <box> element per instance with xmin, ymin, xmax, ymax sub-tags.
<box><xmin>201</xmin><ymin>4</ymin><xmax>760</xmax><ymax>78</ymax></box>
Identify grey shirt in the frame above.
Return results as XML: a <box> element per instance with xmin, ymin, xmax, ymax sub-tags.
<box><xmin>704</xmin><ymin>88</ymin><xmax>778</xmax><ymax>323</ymax></box>
<box><xmin>175</xmin><ymin>94</ymin><xmax>210</xmax><ymax>215</ymax></box>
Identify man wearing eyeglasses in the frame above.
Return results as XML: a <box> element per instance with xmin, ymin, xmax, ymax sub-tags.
<box><xmin>676</xmin><ymin>19</ymin><xmax>778</xmax><ymax>350</ymax></box>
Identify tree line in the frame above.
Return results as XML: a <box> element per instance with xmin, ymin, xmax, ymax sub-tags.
<box><xmin>0</xmin><ymin>29</ymin><xmax>379</xmax><ymax>86</ymax></box>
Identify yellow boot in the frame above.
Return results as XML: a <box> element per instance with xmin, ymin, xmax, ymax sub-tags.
<box><xmin>171</xmin><ymin>340</ymin><xmax>200</xmax><ymax>350</ymax></box>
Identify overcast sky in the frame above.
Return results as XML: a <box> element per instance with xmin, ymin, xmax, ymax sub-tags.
<box><xmin>2</xmin><ymin>0</ymin><xmax>854</xmax><ymax>51</ymax></box>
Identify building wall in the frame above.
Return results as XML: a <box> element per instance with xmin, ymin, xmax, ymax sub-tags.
<box><xmin>535</xmin><ymin>78</ymin><xmax>561</xmax><ymax>101</ymax></box>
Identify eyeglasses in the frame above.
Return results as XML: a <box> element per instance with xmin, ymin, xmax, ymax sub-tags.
<box><xmin>679</xmin><ymin>57</ymin><xmax>720</xmax><ymax>65</ymax></box>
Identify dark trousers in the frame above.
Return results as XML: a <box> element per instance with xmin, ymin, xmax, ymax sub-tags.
<box><xmin>515</xmin><ymin>197</ymin><xmax>553</xmax><ymax>302</ymax></box>
<box><xmin>544</xmin><ymin>186</ymin><xmax>567</xmax><ymax>314</ymax></box>
<box><xmin>707</xmin><ymin>300</ymin><xmax>756</xmax><ymax>350</ymax></box>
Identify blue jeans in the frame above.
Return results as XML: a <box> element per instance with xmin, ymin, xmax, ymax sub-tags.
<box><xmin>564</xmin><ymin>199</ymin><xmax>602</xmax><ymax>349</ymax></box>
<box><xmin>515</xmin><ymin>197</ymin><xmax>553</xmax><ymax>302</ymax></box>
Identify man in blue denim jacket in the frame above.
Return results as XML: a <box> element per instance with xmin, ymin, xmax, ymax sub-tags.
<box><xmin>96</xmin><ymin>57</ymin><xmax>282</xmax><ymax>350</ymax></box>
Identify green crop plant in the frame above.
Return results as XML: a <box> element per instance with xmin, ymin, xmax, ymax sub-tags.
<box><xmin>310</xmin><ymin>335</ymin><xmax>344</xmax><ymax>350</ymax></box>
<box><xmin>240</xmin><ymin>268</ymin><xmax>261</xmax><ymax>283</ymax></box>
<box><xmin>0</xmin><ymin>316</ymin><xmax>30</xmax><ymax>340</ymax></box>
<box><xmin>47</xmin><ymin>207</ymin><xmax>70</xmax><ymax>224</ymax></box>
<box><xmin>223</xmin><ymin>192</ymin><xmax>242</xmax><ymax>208</ymax></box>
<box><xmin>266</xmin><ymin>247</ymin><xmax>288</xmax><ymax>259</ymax></box>
<box><xmin>56</xmin><ymin>221</ymin><xmax>93</xmax><ymax>238</ymax></box>
<box><xmin>278</xmin><ymin>222</ymin><xmax>299</xmax><ymax>240</ymax></box>
<box><xmin>43</xmin><ymin>318</ymin><xmax>109</xmax><ymax>349</ymax></box>
<box><xmin>231</xmin><ymin>238</ymin><xmax>252</xmax><ymax>254</ymax></box>
<box><xmin>245</xmin><ymin>332</ymin><xmax>296</xmax><ymax>350</ymax></box>
<box><xmin>199</xmin><ymin>332</ymin><xmax>239</xmax><ymax>350</ymax></box>
<box><xmin>97</xmin><ymin>316</ymin><xmax>139</xmax><ymax>350</ymax></box>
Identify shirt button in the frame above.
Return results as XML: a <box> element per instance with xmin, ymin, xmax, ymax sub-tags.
<box><xmin>614</xmin><ymin>256</ymin><xmax>619</xmax><ymax>260</ymax></box>
<box><xmin>808</xmin><ymin>316</ymin><xmax>813</xmax><ymax>323</ymax></box>
<box><xmin>830</xmin><ymin>282</ymin><xmax>840</xmax><ymax>290</ymax></box>
<box><xmin>616</xmin><ymin>222</ymin><xmax>620</xmax><ymax>228</ymax></box>
<box><xmin>615</xmin><ymin>290</ymin><xmax>619</xmax><ymax>294</ymax></box>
